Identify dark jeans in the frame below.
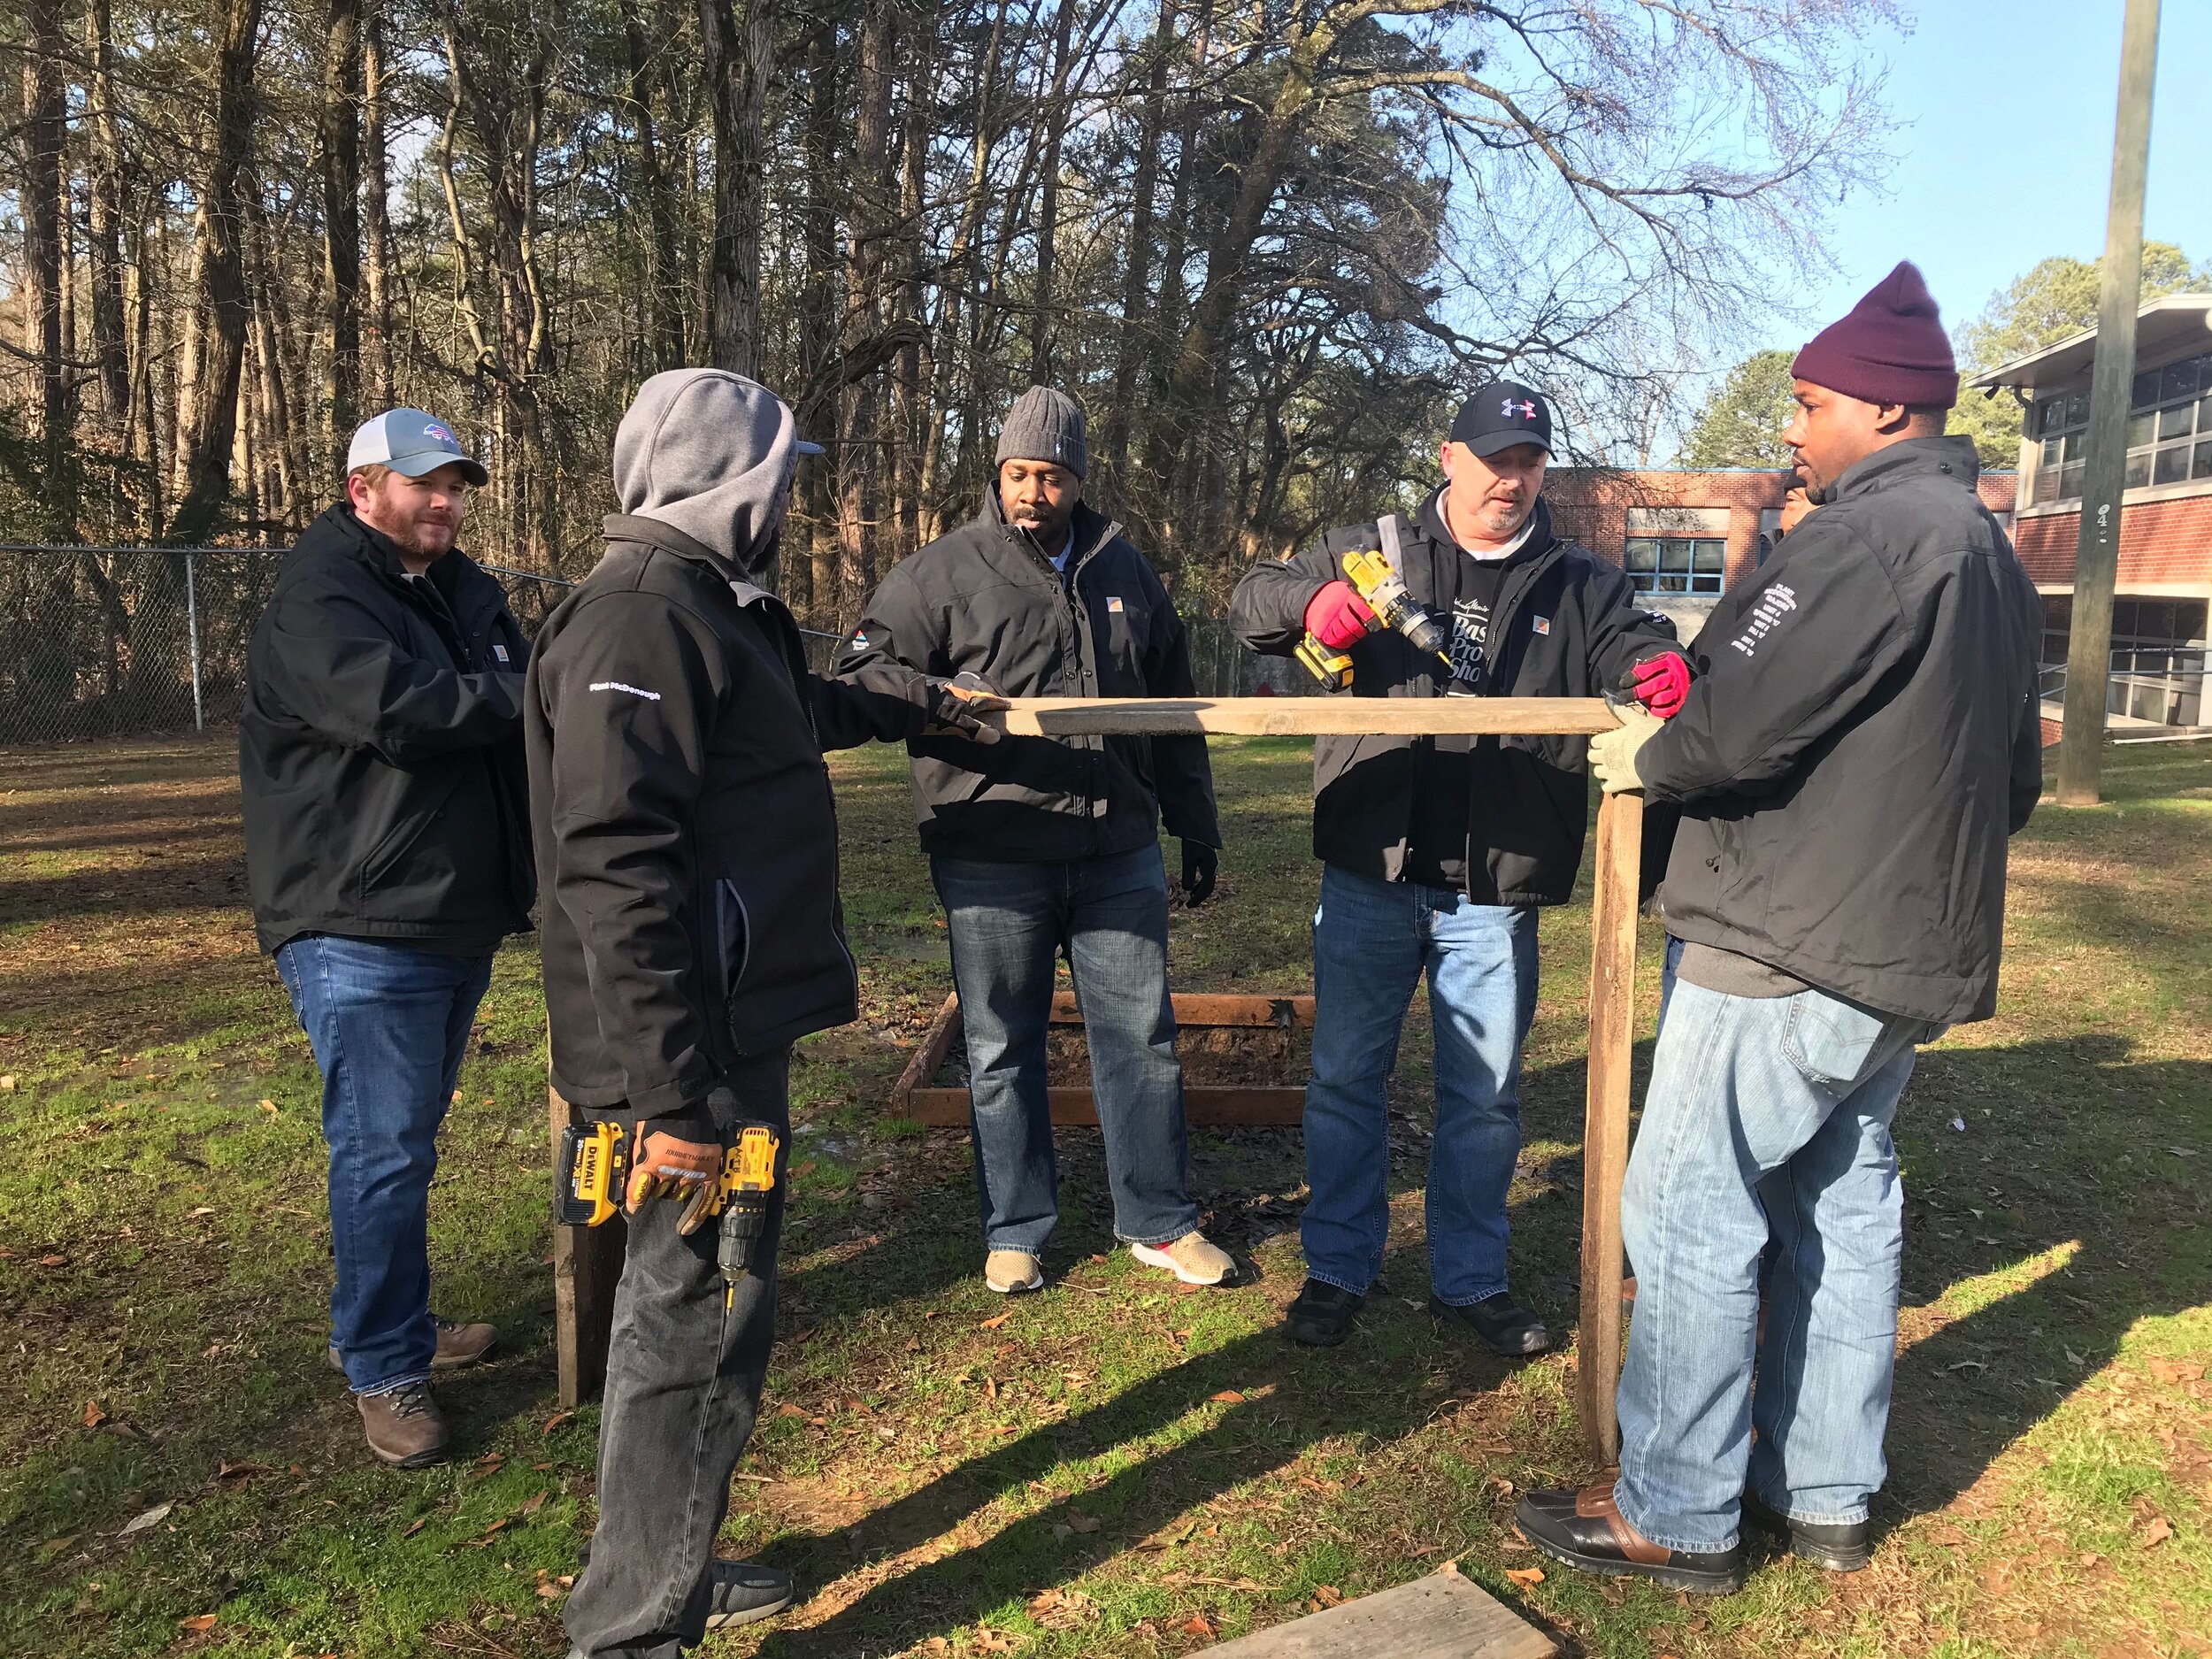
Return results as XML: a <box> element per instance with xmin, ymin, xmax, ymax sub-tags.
<box><xmin>273</xmin><ymin>934</ymin><xmax>494</xmax><ymax>1394</ymax></box>
<box><xmin>932</xmin><ymin>846</ymin><xmax>1201</xmax><ymax>1256</ymax></box>
<box><xmin>563</xmin><ymin>1048</ymin><xmax>791</xmax><ymax>1659</ymax></box>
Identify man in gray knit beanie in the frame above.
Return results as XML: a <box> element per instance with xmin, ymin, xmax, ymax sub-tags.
<box><xmin>837</xmin><ymin>386</ymin><xmax>1235</xmax><ymax>1296</ymax></box>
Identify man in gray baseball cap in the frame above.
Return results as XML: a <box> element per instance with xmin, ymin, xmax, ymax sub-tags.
<box><xmin>241</xmin><ymin>408</ymin><xmax>528</xmax><ymax>1470</ymax></box>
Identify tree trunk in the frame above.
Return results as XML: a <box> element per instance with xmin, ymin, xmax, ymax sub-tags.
<box><xmin>621</xmin><ymin>0</ymin><xmax>686</xmax><ymax>367</ymax></box>
<box><xmin>22</xmin><ymin>0</ymin><xmax>72</xmax><ymax>536</ymax></box>
<box><xmin>1026</xmin><ymin>0</ymin><xmax>1078</xmax><ymax>382</ymax></box>
<box><xmin>836</xmin><ymin>3</ymin><xmax>895</xmax><ymax>626</ymax></box>
<box><xmin>798</xmin><ymin>15</ymin><xmax>841</xmax><ymax>625</ymax></box>
<box><xmin>170</xmin><ymin>0</ymin><xmax>265</xmax><ymax>545</ymax></box>
<box><xmin>362</xmin><ymin>4</ymin><xmax>396</xmax><ymax>408</ymax></box>
<box><xmin>320</xmin><ymin>0</ymin><xmax>365</xmax><ymax>482</ymax></box>
<box><xmin>85</xmin><ymin>0</ymin><xmax>130</xmax><ymax>424</ymax></box>
<box><xmin>698</xmin><ymin>0</ymin><xmax>771</xmax><ymax>374</ymax></box>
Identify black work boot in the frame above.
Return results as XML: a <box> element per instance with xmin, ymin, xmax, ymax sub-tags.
<box><xmin>1283</xmin><ymin>1279</ymin><xmax>1364</xmax><ymax>1347</ymax></box>
<box><xmin>1429</xmin><ymin>1291</ymin><xmax>1553</xmax><ymax>1356</ymax></box>
<box><xmin>1516</xmin><ymin>1483</ymin><xmax>1746</xmax><ymax>1595</ymax></box>
<box><xmin>1742</xmin><ymin>1491</ymin><xmax>1872</xmax><ymax>1572</ymax></box>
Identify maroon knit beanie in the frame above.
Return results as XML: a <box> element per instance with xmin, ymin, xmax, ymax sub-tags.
<box><xmin>1790</xmin><ymin>261</ymin><xmax>1959</xmax><ymax>409</ymax></box>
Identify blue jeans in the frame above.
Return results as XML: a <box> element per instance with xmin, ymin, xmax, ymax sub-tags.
<box><xmin>274</xmin><ymin>934</ymin><xmax>495</xmax><ymax>1394</ymax></box>
<box><xmin>932</xmin><ymin>846</ymin><xmax>1201</xmax><ymax>1257</ymax></box>
<box><xmin>1302</xmin><ymin>864</ymin><xmax>1539</xmax><ymax>1304</ymax></box>
<box><xmin>1614</xmin><ymin>979</ymin><xmax>1944</xmax><ymax>1551</ymax></box>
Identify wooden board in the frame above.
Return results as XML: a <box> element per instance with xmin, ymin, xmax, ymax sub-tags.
<box><xmin>1575</xmin><ymin>789</ymin><xmax>1642</xmax><ymax>1463</ymax></box>
<box><xmin>908</xmin><ymin>1084</ymin><xmax>1305</xmax><ymax>1127</ymax></box>
<box><xmin>989</xmin><ymin>695</ymin><xmax>1619</xmax><ymax>738</ymax></box>
<box><xmin>549</xmin><ymin>1087</ymin><xmax>626</xmax><ymax>1408</ymax></box>
<box><xmin>1049</xmin><ymin>990</ymin><xmax>1315</xmax><ymax>1028</ymax></box>
<box><xmin>1198</xmin><ymin>1566</ymin><xmax>1553</xmax><ymax>1658</ymax></box>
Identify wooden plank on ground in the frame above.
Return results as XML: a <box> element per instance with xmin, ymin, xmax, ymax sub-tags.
<box><xmin>549</xmin><ymin>1087</ymin><xmax>626</xmax><ymax>1408</ymax></box>
<box><xmin>1575</xmin><ymin>788</ymin><xmax>1643</xmax><ymax>1462</ymax></box>
<box><xmin>990</xmin><ymin>695</ymin><xmax>1619</xmax><ymax>739</ymax></box>
<box><xmin>888</xmin><ymin>991</ymin><xmax>963</xmax><ymax>1118</ymax></box>
<box><xmin>1048</xmin><ymin>990</ymin><xmax>1316</xmax><ymax>1027</ymax></box>
<box><xmin>1199</xmin><ymin>1566</ymin><xmax>1554</xmax><ymax>1658</ymax></box>
<box><xmin>908</xmin><ymin>1085</ymin><xmax>1305</xmax><ymax>1127</ymax></box>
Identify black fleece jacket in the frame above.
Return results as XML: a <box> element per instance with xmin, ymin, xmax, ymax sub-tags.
<box><xmin>1640</xmin><ymin>437</ymin><xmax>2043</xmax><ymax>1025</ymax></box>
<box><xmin>1229</xmin><ymin>492</ymin><xmax>1680</xmax><ymax>906</ymax></box>
<box><xmin>240</xmin><ymin>503</ymin><xmax>533</xmax><ymax>955</ymax></box>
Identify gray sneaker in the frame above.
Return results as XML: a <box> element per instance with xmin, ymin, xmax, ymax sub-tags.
<box><xmin>703</xmin><ymin>1559</ymin><xmax>795</xmax><ymax>1630</ymax></box>
<box><xmin>357</xmin><ymin>1380</ymin><xmax>450</xmax><ymax>1469</ymax></box>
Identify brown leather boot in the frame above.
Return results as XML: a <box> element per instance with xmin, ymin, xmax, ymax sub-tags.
<box><xmin>1515</xmin><ymin>1481</ymin><xmax>1746</xmax><ymax>1594</ymax></box>
<box><xmin>357</xmin><ymin>1380</ymin><xmax>451</xmax><ymax>1469</ymax></box>
<box><xmin>328</xmin><ymin>1316</ymin><xmax>500</xmax><ymax>1376</ymax></box>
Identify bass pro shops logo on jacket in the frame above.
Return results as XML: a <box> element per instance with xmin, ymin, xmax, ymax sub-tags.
<box><xmin>1729</xmin><ymin>584</ymin><xmax>1799</xmax><ymax>659</ymax></box>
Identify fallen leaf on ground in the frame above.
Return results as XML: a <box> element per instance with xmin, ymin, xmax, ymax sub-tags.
<box><xmin>1179</xmin><ymin>1615</ymin><xmax>1217</xmax><ymax>1639</ymax></box>
<box><xmin>979</xmin><ymin>1312</ymin><xmax>1012</xmax><ymax>1331</ymax></box>
<box><xmin>215</xmin><ymin>1461</ymin><xmax>265</xmax><ymax>1481</ymax></box>
<box><xmin>179</xmin><ymin>1614</ymin><xmax>218</xmax><ymax>1632</ymax></box>
<box><xmin>37</xmin><ymin>1255</ymin><xmax>67</xmax><ymax>1267</ymax></box>
<box><xmin>1211</xmin><ymin>1389</ymin><xmax>1247</xmax><ymax>1404</ymax></box>
<box><xmin>520</xmin><ymin>1491</ymin><xmax>549</xmax><ymax>1515</ymax></box>
<box><xmin>258</xmin><ymin>1099</ymin><xmax>277</xmax><ymax>1114</ymax></box>
<box><xmin>1067</xmin><ymin>1510</ymin><xmax>1102</xmax><ymax>1534</ymax></box>
<box><xmin>1312</xmin><ymin>1585</ymin><xmax>1343</xmax><ymax>1609</ymax></box>
<box><xmin>82</xmin><ymin>1400</ymin><xmax>107</xmax><ymax>1428</ymax></box>
<box><xmin>1505</xmin><ymin>1566</ymin><xmax>1545</xmax><ymax>1586</ymax></box>
<box><xmin>0</xmin><ymin>1075</ymin><xmax>15</xmax><ymax>1090</ymax></box>
<box><xmin>403</xmin><ymin>1518</ymin><xmax>427</xmax><ymax>1539</ymax></box>
<box><xmin>541</xmin><ymin>1409</ymin><xmax>576</xmax><ymax>1435</ymax></box>
<box><xmin>777</xmin><ymin>1403</ymin><xmax>806</xmax><ymax>1418</ymax></box>
<box><xmin>119</xmin><ymin>1502</ymin><xmax>173</xmax><ymax>1535</ymax></box>
<box><xmin>2139</xmin><ymin>1516</ymin><xmax>2173</xmax><ymax>1548</ymax></box>
<box><xmin>2150</xmin><ymin>1358</ymin><xmax>2207</xmax><ymax>1385</ymax></box>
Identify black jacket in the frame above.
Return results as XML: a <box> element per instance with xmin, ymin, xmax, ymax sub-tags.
<box><xmin>833</xmin><ymin>496</ymin><xmax>1222</xmax><ymax>862</ymax></box>
<box><xmin>529</xmin><ymin>513</ymin><xmax>955</xmax><ymax>1119</ymax></box>
<box><xmin>240</xmin><ymin>503</ymin><xmax>533</xmax><ymax>955</ymax></box>
<box><xmin>1640</xmin><ymin>437</ymin><xmax>2042</xmax><ymax>1025</ymax></box>
<box><xmin>1230</xmin><ymin>492</ymin><xmax>1680</xmax><ymax>905</ymax></box>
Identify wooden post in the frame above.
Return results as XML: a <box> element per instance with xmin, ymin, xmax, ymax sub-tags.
<box><xmin>550</xmin><ymin>1087</ymin><xmax>626</xmax><ymax>1408</ymax></box>
<box><xmin>1576</xmin><ymin>789</ymin><xmax>1642</xmax><ymax>1463</ymax></box>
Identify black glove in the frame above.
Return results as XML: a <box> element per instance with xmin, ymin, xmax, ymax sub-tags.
<box><xmin>922</xmin><ymin>676</ymin><xmax>1007</xmax><ymax>744</ymax></box>
<box><xmin>1180</xmin><ymin>841</ymin><xmax>1218</xmax><ymax>907</ymax></box>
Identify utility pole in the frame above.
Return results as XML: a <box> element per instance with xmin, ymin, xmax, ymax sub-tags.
<box><xmin>2056</xmin><ymin>0</ymin><xmax>2161</xmax><ymax>805</ymax></box>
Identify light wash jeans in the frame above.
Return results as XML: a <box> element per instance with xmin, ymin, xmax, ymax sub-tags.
<box><xmin>1614</xmin><ymin>978</ymin><xmax>1944</xmax><ymax>1552</ymax></box>
<box><xmin>273</xmin><ymin>934</ymin><xmax>494</xmax><ymax>1394</ymax></box>
<box><xmin>932</xmin><ymin>846</ymin><xmax>1201</xmax><ymax>1256</ymax></box>
<box><xmin>1302</xmin><ymin>863</ymin><xmax>1539</xmax><ymax>1304</ymax></box>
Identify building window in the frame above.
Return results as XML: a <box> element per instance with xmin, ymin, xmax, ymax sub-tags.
<box><xmin>1624</xmin><ymin>536</ymin><xmax>1725</xmax><ymax>595</ymax></box>
<box><xmin>2028</xmin><ymin>350</ymin><xmax>2212</xmax><ymax>504</ymax></box>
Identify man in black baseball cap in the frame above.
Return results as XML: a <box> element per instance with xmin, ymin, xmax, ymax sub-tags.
<box><xmin>1230</xmin><ymin>380</ymin><xmax>1691</xmax><ymax>1355</ymax></box>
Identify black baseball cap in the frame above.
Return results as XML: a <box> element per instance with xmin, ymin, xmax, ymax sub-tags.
<box><xmin>1449</xmin><ymin>381</ymin><xmax>1554</xmax><ymax>458</ymax></box>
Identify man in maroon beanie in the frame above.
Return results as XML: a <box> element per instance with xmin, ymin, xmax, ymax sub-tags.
<box><xmin>1511</xmin><ymin>263</ymin><xmax>2044</xmax><ymax>1593</ymax></box>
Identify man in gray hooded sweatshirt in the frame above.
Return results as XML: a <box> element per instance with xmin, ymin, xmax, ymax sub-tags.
<box><xmin>526</xmin><ymin>370</ymin><xmax>997</xmax><ymax>1654</ymax></box>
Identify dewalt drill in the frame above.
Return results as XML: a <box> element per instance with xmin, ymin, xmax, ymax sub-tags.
<box><xmin>1295</xmin><ymin>546</ymin><xmax>1455</xmax><ymax>691</ymax></box>
<box><xmin>557</xmin><ymin>1118</ymin><xmax>783</xmax><ymax>1307</ymax></box>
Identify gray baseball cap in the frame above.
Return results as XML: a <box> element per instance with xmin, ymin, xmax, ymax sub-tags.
<box><xmin>346</xmin><ymin>408</ymin><xmax>490</xmax><ymax>487</ymax></box>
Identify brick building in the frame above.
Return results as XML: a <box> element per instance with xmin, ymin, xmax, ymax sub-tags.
<box><xmin>1546</xmin><ymin>465</ymin><xmax>2018</xmax><ymax>643</ymax></box>
<box><xmin>1968</xmin><ymin>291</ymin><xmax>2211</xmax><ymax>727</ymax></box>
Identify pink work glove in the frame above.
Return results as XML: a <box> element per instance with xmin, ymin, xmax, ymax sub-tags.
<box><xmin>1630</xmin><ymin>653</ymin><xmax>1692</xmax><ymax>719</ymax></box>
<box><xmin>1303</xmin><ymin>580</ymin><xmax>1379</xmax><ymax>650</ymax></box>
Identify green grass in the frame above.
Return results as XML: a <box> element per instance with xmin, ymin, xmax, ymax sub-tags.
<box><xmin>0</xmin><ymin>735</ymin><xmax>2206</xmax><ymax>1657</ymax></box>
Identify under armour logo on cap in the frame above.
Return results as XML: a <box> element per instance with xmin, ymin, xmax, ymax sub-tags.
<box><xmin>1452</xmin><ymin>380</ymin><xmax>1554</xmax><ymax>459</ymax></box>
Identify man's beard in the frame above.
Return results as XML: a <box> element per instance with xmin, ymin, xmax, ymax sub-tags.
<box><xmin>390</xmin><ymin>518</ymin><xmax>456</xmax><ymax>558</ymax></box>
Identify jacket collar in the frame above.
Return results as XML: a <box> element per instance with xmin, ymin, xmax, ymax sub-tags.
<box><xmin>315</xmin><ymin>500</ymin><xmax>493</xmax><ymax>609</ymax></box>
<box><xmin>979</xmin><ymin>492</ymin><xmax>1119</xmax><ymax>575</ymax></box>
<box><xmin>1822</xmin><ymin>434</ymin><xmax>1983</xmax><ymax>504</ymax></box>
<box><xmin>604</xmin><ymin>512</ymin><xmax>786</xmax><ymax>612</ymax></box>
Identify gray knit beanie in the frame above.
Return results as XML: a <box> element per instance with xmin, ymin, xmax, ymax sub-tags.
<box><xmin>995</xmin><ymin>386</ymin><xmax>1087</xmax><ymax>479</ymax></box>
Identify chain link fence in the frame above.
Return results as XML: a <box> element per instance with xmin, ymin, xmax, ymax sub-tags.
<box><xmin>0</xmin><ymin>544</ymin><xmax>1293</xmax><ymax>747</ymax></box>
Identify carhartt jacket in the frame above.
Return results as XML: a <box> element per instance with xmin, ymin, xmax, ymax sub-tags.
<box><xmin>1229</xmin><ymin>492</ymin><xmax>1680</xmax><ymax>906</ymax></box>
<box><xmin>833</xmin><ymin>495</ymin><xmax>1221</xmax><ymax>862</ymax></box>
<box><xmin>240</xmin><ymin>503</ymin><xmax>533</xmax><ymax>955</ymax></box>
<box><xmin>527</xmin><ymin>513</ymin><xmax>957</xmax><ymax>1119</ymax></box>
<box><xmin>1640</xmin><ymin>436</ymin><xmax>2043</xmax><ymax>1024</ymax></box>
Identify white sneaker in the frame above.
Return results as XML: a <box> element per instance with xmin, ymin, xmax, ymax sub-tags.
<box><xmin>985</xmin><ymin>1249</ymin><xmax>1044</xmax><ymax>1294</ymax></box>
<box><xmin>1130</xmin><ymin>1232</ymin><xmax>1236</xmax><ymax>1286</ymax></box>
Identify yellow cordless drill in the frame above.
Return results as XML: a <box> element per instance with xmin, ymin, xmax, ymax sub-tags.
<box><xmin>1294</xmin><ymin>547</ymin><xmax>1455</xmax><ymax>691</ymax></box>
<box><xmin>557</xmin><ymin>1118</ymin><xmax>782</xmax><ymax>1306</ymax></box>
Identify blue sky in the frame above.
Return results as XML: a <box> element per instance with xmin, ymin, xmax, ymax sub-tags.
<box><xmin>1792</xmin><ymin>1</ymin><xmax>2210</xmax><ymax>344</ymax></box>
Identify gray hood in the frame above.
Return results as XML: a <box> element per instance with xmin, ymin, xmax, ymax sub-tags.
<box><xmin>611</xmin><ymin>370</ymin><xmax>818</xmax><ymax>578</ymax></box>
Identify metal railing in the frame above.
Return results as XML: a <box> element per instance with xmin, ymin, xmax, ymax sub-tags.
<box><xmin>2039</xmin><ymin>646</ymin><xmax>2208</xmax><ymax>730</ymax></box>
